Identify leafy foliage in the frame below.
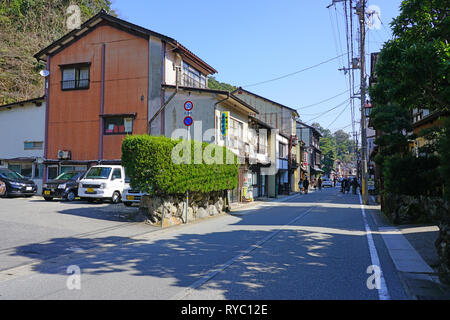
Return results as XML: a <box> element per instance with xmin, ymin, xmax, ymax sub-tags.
<box><xmin>382</xmin><ymin>154</ymin><xmax>442</xmax><ymax>197</ymax></box>
<box><xmin>370</xmin><ymin>0</ymin><xmax>449</xmax><ymax>113</ymax></box>
<box><xmin>311</xmin><ymin>123</ymin><xmax>356</xmax><ymax>174</ymax></box>
<box><xmin>370</xmin><ymin>103</ymin><xmax>414</xmax><ymax>164</ymax></box>
<box><xmin>368</xmin><ymin>0</ymin><xmax>448</xmax><ymax>198</ymax></box>
<box><xmin>0</xmin><ymin>0</ymin><xmax>115</xmax><ymax>104</ymax></box>
<box><xmin>122</xmin><ymin>135</ymin><xmax>239</xmax><ymax>196</ymax></box>
<box><xmin>440</xmin><ymin>119</ymin><xmax>450</xmax><ymax>202</ymax></box>
<box><xmin>207</xmin><ymin>76</ymin><xmax>237</xmax><ymax>92</ymax></box>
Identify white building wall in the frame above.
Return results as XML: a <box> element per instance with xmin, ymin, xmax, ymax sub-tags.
<box><xmin>0</xmin><ymin>100</ymin><xmax>46</xmax><ymax>193</ymax></box>
<box><xmin>0</xmin><ymin>102</ymin><xmax>45</xmax><ymax>160</ymax></box>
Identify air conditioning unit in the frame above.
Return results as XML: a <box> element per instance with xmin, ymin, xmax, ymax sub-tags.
<box><xmin>57</xmin><ymin>150</ymin><xmax>71</xmax><ymax>160</ymax></box>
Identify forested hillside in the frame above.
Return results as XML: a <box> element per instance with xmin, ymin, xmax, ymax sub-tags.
<box><xmin>0</xmin><ymin>0</ymin><xmax>115</xmax><ymax>104</ymax></box>
<box><xmin>311</xmin><ymin>122</ymin><xmax>357</xmax><ymax>175</ymax></box>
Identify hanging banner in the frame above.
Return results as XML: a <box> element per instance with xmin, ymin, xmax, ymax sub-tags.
<box><xmin>221</xmin><ymin>112</ymin><xmax>229</xmax><ymax>136</ymax></box>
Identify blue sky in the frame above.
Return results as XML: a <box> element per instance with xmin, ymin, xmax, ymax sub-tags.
<box><xmin>112</xmin><ymin>0</ymin><xmax>402</xmax><ymax>136</ymax></box>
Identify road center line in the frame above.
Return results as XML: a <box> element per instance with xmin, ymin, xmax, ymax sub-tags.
<box><xmin>170</xmin><ymin>206</ymin><xmax>315</xmax><ymax>300</ymax></box>
<box><xmin>358</xmin><ymin>193</ymin><xmax>391</xmax><ymax>300</ymax></box>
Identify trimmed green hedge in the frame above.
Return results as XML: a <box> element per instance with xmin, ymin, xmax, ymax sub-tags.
<box><xmin>122</xmin><ymin>135</ymin><xmax>239</xmax><ymax>195</ymax></box>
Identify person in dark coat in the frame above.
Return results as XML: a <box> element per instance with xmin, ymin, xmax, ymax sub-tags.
<box><xmin>351</xmin><ymin>177</ymin><xmax>358</xmax><ymax>194</ymax></box>
<box><xmin>341</xmin><ymin>178</ymin><xmax>346</xmax><ymax>193</ymax></box>
<box><xmin>303</xmin><ymin>178</ymin><xmax>310</xmax><ymax>194</ymax></box>
<box><xmin>345</xmin><ymin>178</ymin><xmax>351</xmax><ymax>194</ymax></box>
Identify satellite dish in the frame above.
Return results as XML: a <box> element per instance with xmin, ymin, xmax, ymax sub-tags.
<box><xmin>39</xmin><ymin>70</ymin><xmax>50</xmax><ymax>77</ymax></box>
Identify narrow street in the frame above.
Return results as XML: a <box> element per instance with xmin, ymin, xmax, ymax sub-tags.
<box><xmin>0</xmin><ymin>188</ymin><xmax>409</xmax><ymax>300</ymax></box>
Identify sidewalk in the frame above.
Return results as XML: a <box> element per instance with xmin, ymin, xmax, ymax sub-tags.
<box><xmin>367</xmin><ymin>196</ymin><xmax>450</xmax><ymax>300</ymax></box>
<box><xmin>228</xmin><ymin>191</ymin><xmax>305</xmax><ymax>216</ymax></box>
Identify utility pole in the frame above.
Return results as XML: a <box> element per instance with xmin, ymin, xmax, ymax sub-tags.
<box><xmin>356</xmin><ymin>0</ymin><xmax>369</xmax><ymax>205</ymax></box>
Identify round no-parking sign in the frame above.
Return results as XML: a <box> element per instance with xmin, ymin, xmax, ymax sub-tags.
<box><xmin>184</xmin><ymin>101</ymin><xmax>194</xmax><ymax>111</ymax></box>
<box><xmin>184</xmin><ymin>116</ymin><xmax>193</xmax><ymax>127</ymax></box>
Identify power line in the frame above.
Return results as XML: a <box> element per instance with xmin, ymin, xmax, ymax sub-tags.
<box><xmin>297</xmin><ymin>89</ymin><xmax>350</xmax><ymax>110</ymax></box>
<box><xmin>326</xmin><ymin>102</ymin><xmax>350</xmax><ymax>129</ymax></box>
<box><xmin>303</xmin><ymin>98</ymin><xmax>350</xmax><ymax>123</ymax></box>
<box><xmin>241</xmin><ymin>53</ymin><xmax>347</xmax><ymax>88</ymax></box>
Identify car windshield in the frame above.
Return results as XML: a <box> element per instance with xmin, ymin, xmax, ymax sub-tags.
<box><xmin>84</xmin><ymin>167</ymin><xmax>112</xmax><ymax>180</ymax></box>
<box><xmin>54</xmin><ymin>172</ymin><xmax>79</xmax><ymax>180</ymax></box>
<box><xmin>0</xmin><ymin>169</ymin><xmax>23</xmax><ymax>180</ymax></box>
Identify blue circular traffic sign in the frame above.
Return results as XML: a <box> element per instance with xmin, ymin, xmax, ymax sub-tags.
<box><xmin>184</xmin><ymin>101</ymin><xmax>194</xmax><ymax>111</ymax></box>
<box><xmin>184</xmin><ymin>116</ymin><xmax>193</xmax><ymax>126</ymax></box>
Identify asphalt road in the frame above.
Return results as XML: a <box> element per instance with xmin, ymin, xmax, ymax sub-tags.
<box><xmin>0</xmin><ymin>187</ymin><xmax>409</xmax><ymax>300</ymax></box>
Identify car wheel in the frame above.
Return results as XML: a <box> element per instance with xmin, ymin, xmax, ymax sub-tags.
<box><xmin>123</xmin><ymin>201</ymin><xmax>132</xmax><ymax>207</ymax></box>
<box><xmin>111</xmin><ymin>191</ymin><xmax>121</xmax><ymax>204</ymax></box>
<box><xmin>44</xmin><ymin>197</ymin><xmax>53</xmax><ymax>201</ymax></box>
<box><xmin>66</xmin><ymin>191</ymin><xmax>76</xmax><ymax>202</ymax></box>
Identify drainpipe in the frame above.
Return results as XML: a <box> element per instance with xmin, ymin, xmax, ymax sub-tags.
<box><xmin>99</xmin><ymin>43</ymin><xmax>106</xmax><ymax>162</ymax></box>
<box><xmin>148</xmin><ymin>61</ymin><xmax>181</xmax><ymax>135</ymax></box>
<box><xmin>43</xmin><ymin>56</ymin><xmax>51</xmax><ymax>183</ymax></box>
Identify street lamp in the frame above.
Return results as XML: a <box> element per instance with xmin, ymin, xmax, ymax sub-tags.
<box><xmin>364</xmin><ymin>100</ymin><xmax>372</xmax><ymax>117</ymax></box>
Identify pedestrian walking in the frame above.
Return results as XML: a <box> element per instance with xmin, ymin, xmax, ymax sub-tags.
<box><xmin>341</xmin><ymin>178</ymin><xmax>346</xmax><ymax>193</ymax></box>
<box><xmin>351</xmin><ymin>177</ymin><xmax>358</xmax><ymax>194</ymax></box>
<box><xmin>303</xmin><ymin>178</ymin><xmax>309</xmax><ymax>194</ymax></box>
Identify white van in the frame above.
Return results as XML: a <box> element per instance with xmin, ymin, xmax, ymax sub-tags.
<box><xmin>78</xmin><ymin>165</ymin><xmax>128</xmax><ymax>203</ymax></box>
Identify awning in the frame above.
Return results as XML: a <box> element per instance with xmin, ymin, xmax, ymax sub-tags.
<box><xmin>311</xmin><ymin>166</ymin><xmax>324</xmax><ymax>173</ymax></box>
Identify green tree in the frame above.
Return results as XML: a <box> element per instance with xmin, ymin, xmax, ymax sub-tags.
<box><xmin>207</xmin><ymin>76</ymin><xmax>237</xmax><ymax>92</ymax></box>
<box><xmin>0</xmin><ymin>0</ymin><xmax>115</xmax><ymax>104</ymax></box>
<box><xmin>370</xmin><ymin>0</ymin><xmax>449</xmax><ymax>113</ymax></box>
<box><xmin>369</xmin><ymin>0</ymin><xmax>448</xmax><ymax>197</ymax></box>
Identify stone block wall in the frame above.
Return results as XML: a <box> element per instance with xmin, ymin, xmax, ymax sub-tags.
<box><xmin>383</xmin><ymin>193</ymin><xmax>450</xmax><ymax>285</ymax></box>
<box><xmin>139</xmin><ymin>191</ymin><xmax>227</xmax><ymax>227</ymax></box>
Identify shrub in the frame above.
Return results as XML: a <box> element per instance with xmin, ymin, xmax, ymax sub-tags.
<box><xmin>122</xmin><ymin>135</ymin><xmax>239</xmax><ymax>196</ymax></box>
<box><xmin>382</xmin><ymin>154</ymin><xmax>442</xmax><ymax>197</ymax></box>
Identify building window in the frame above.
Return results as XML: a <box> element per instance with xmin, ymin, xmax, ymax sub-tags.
<box><xmin>61</xmin><ymin>64</ymin><xmax>90</xmax><ymax>90</ymax></box>
<box><xmin>34</xmin><ymin>163</ymin><xmax>43</xmax><ymax>179</ymax></box>
<box><xmin>229</xmin><ymin>117</ymin><xmax>244</xmax><ymax>150</ymax></box>
<box><xmin>24</xmin><ymin>141</ymin><xmax>43</xmax><ymax>150</ymax></box>
<box><xmin>104</xmin><ymin>117</ymin><xmax>133</xmax><ymax>135</ymax></box>
<box><xmin>182</xmin><ymin>62</ymin><xmax>207</xmax><ymax>88</ymax></box>
<box><xmin>47</xmin><ymin>166</ymin><xmax>59</xmax><ymax>180</ymax></box>
<box><xmin>279</xmin><ymin>142</ymin><xmax>288</xmax><ymax>159</ymax></box>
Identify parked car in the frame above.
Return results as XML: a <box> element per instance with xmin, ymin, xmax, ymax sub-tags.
<box><xmin>122</xmin><ymin>187</ymin><xmax>146</xmax><ymax>207</ymax></box>
<box><xmin>322</xmin><ymin>178</ymin><xmax>333</xmax><ymax>188</ymax></box>
<box><xmin>0</xmin><ymin>168</ymin><xmax>37</xmax><ymax>198</ymax></box>
<box><xmin>42</xmin><ymin>171</ymin><xmax>86</xmax><ymax>201</ymax></box>
<box><xmin>78</xmin><ymin>165</ymin><xmax>127</xmax><ymax>203</ymax></box>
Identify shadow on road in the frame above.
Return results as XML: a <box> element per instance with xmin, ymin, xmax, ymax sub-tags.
<box><xmin>11</xmin><ymin>190</ymin><xmax>381</xmax><ymax>299</ymax></box>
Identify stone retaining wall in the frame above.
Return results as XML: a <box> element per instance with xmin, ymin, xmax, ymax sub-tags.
<box><xmin>138</xmin><ymin>191</ymin><xmax>227</xmax><ymax>227</ymax></box>
<box><xmin>382</xmin><ymin>193</ymin><xmax>450</xmax><ymax>285</ymax></box>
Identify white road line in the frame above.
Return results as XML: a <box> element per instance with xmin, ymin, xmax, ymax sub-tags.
<box><xmin>170</xmin><ymin>206</ymin><xmax>315</xmax><ymax>300</ymax></box>
<box><xmin>359</xmin><ymin>193</ymin><xmax>391</xmax><ymax>300</ymax></box>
